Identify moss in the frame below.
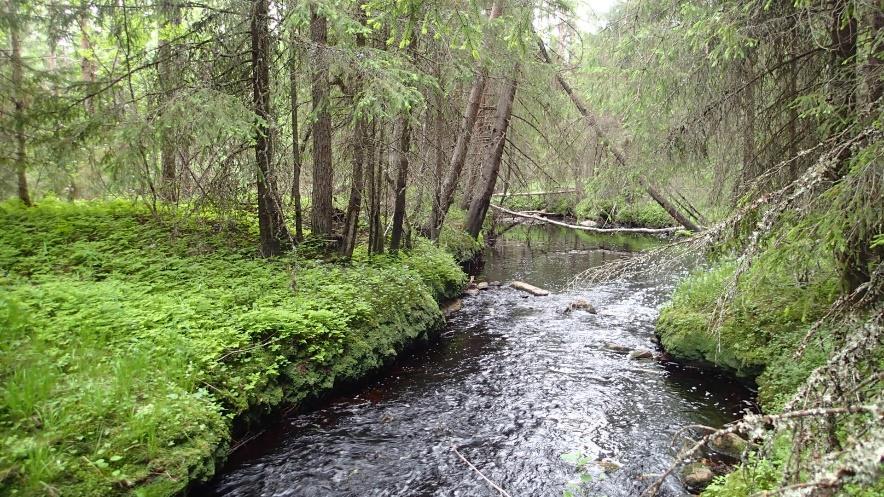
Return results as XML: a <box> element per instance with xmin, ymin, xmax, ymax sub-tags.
<box><xmin>575</xmin><ymin>196</ymin><xmax>674</xmax><ymax>228</ymax></box>
<box><xmin>0</xmin><ymin>200</ymin><xmax>465</xmax><ymax>497</ymax></box>
<box><xmin>656</xmin><ymin>257</ymin><xmax>839</xmax><ymax>408</ymax></box>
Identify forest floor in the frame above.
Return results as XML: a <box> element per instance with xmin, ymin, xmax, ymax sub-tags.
<box><xmin>0</xmin><ymin>200</ymin><xmax>465</xmax><ymax>497</ymax></box>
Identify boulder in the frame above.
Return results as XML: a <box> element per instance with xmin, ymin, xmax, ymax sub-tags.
<box><xmin>603</xmin><ymin>342</ymin><xmax>631</xmax><ymax>353</ymax></box>
<box><xmin>510</xmin><ymin>281</ymin><xmax>550</xmax><ymax>296</ymax></box>
<box><xmin>477</xmin><ymin>281</ymin><xmax>489</xmax><ymax>290</ymax></box>
<box><xmin>464</xmin><ymin>288</ymin><xmax>480</xmax><ymax>297</ymax></box>
<box><xmin>708</xmin><ymin>432</ymin><xmax>750</xmax><ymax>459</ymax></box>
<box><xmin>627</xmin><ymin>349</ymin><xmax>654</xmax><ymax>360</ymax></box>
<box><xmin>680</xmin><ymin>462</ymin><xmax>715</xmax><ymax>490</ymax></box>
<box><xmin>563</xmin><ymin>298</ymin><xmax>596</xmax><ymax>314</ymax></box>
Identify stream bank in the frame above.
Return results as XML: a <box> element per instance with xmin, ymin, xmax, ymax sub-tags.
<box><xmin>203</xmin><ymin>225</ymin><xmax>755</xmax><ymax>497</ymax></box>
<box><xmin>0</xmin><ymin>201</ymin><xmax>466</xmax><ymax>497</ymax></box>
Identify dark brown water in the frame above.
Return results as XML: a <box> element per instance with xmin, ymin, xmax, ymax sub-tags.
<box><xmin>203</xmin><ymin>226</ymin><xmax>753</xmax><ymax>497</ymax></box>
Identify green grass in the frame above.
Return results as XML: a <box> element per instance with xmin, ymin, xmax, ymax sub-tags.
<box><xmin>0</xmin><ymin>200</ymin><xmax>465</xmax><ymax>497</ymax></box>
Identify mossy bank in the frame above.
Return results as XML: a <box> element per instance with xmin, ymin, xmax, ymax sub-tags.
<box><xmin>656</xmin><ymin>257</ymin><xmax>882</xmax><ymax>496</ymax></box>
<box><xmin>0</xmin><ymin>200</ymin><xmax>465</xmax><ymax>497</ymax></box>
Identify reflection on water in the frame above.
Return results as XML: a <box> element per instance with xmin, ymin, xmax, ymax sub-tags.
<box><xmin>203</xmin><ymin>226</ymin><xmax>753</xmax><ymax>497</ymax></box>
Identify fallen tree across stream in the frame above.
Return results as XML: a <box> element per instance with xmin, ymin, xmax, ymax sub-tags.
<box><xmin>490</xmin><ymin>204</ymin><xmax>680</xmax><ymax>234</ymax></box>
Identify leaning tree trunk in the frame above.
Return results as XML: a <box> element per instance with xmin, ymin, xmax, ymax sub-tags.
<box><xmin>9</xmin><ymin>0</ymin><xmax>30</xmax><ymax>206</ymax></box>
<box><xmin>288</xmin><ymin>22</ymin><xmax>304</xmax><ymax>242</ymax></box>
<box><xmin>251</xmin><ymin>0</ymin><xmax>290</xmax><ymax>256</ymax></box>
<box><xmin>466</xmin><ymin>68</ymin><xmax>519</xmax><ymax>239</ymax></box>
<box><xmin>536</xmin><ymin>36</ymin><xmax>701</xmax><ymax>232</ymax></box>
<box><xmin>426</xmin><ymin>0</ymin><xmax>505</xmax><ymax>238</ymax></box>
<box><xmin>310</xmin><ymin>6</ymin><xmax>334</xmax><ymax>240</ymax></box>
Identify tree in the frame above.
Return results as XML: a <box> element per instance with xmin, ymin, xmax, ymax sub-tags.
<box><xmin>289</xmin><ymin>17</ymin><xmax>304</xmax><ymax>242</ymax></box>
<box><xmin>7</xmin><ymin>0</ymin><xmax>30</xmax><ymax>206</ymax></box>
<box><xmin>251</xmin><ymin>0</ymin><xmax>290</xmax><ymax>256</ymax></box>
<box><xmin>158</xmin><ymin>0</ymin><xmax>181</xmax><ymax>202</ymax></box>
<box><xmin>466</xmin><ymin>67</ymin><xmax>518</xmax><ymax>238</ymax></box>
<box><xmin>426</xmin><ymin>0</ymin><xmax>504</xmax><ymax>239</ymax></box>
<box><xmin>310</xmin><ymin>4</ymin><xmax>334</xmax><ymax>240</ymax></box>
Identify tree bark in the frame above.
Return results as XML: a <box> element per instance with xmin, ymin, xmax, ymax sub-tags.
<box><xmin>310</xmin><ymin>5</ymin><xmax>334</xmax><ymax>239</ymax></box>
<box><xmin>289</xmin><ymin>23</ymin><xmax>304</xmax><ymax>242</ymax></box>
<box><xmin>79</xmin><ymin>1</ymin><xmax>96</xmax><ymax>115</ymax></box>
<box><xmin>536</xmin><ymin>36</ymin><xmax>701</xmax><ymax>232</ymax></box>
<box><xmin>389</xmin><ymin>117</ymin><xmax>411</xmax><ymax>252</ymax></box>
<box><xmin>466</xmin><ymin>68</ymin><xmax>519</xmax><ymax>238</ymax></box>
<box><xmin>426</xmin><ymin>0</ymin><xmax>505</xmax><ymax>238</ymax></box>
<box><xmin>9</xmin><ymin>0</ymin><xmax>30</xmax><ymax>206</ymax></box>
<box><xmin>369</xmin><ymin>120</ymin><xmax>385</xmax><ymax>254</ymax></box>
<box><xmin>158</xmin><ymin>0</ymin><xmax>180</xmax><ymax>202</ymax></box>
<box><xmin>251</xmin><ymin>0</ymin><xmax>290</xmax><ymax>256</ymax></box>
<box><xmin>340</xmin><ymin>8</ymin><xmax>368</xmax><ymax>258</ymax></box>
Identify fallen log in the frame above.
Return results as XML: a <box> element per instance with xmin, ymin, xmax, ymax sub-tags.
<box><xmin>510</xmin><ymin>281</ymin><xmax>550</xmax><ymax>296</ymax></box>
<box><xmin>492</xmin><ymin>189</ymin><xmax>577</xmax><ymax>197</ymax></box>
<box><xmin>490</xmin><ymin>204</ymin><xmax>679</xmax><ymax>234</ymax></box>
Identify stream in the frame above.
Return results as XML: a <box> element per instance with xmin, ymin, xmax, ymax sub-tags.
<box><xmin>204</xmin><ymin>226</ymin><xmax>754</xmax><ymax>497</ymax></box>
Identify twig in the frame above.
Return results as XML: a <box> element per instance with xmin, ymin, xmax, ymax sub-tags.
<box><xmin>452</xmin><ymin>445</ymin><xmax>514</xmax><ymax>497</ymax></box>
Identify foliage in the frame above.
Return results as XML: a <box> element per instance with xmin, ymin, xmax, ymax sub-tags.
<box><xmin>0</xmin><ymin>200</ymin><xmax>464</xmax><ymax>497</ymax></box>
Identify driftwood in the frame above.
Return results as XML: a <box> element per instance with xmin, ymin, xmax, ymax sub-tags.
<box><xmin>510</xmin><ymin>280</ymin><xmax>550</xmax><ymax>296</ymax></box>
<box><xmin>490</xmin><ymin>204</ymin><xmax>679</xmax><ymax>234</ymax></box>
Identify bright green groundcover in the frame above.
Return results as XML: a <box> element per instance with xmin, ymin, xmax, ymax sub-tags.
<box><xmin>0</xmin><ymin>200</ymin><xmax>465</xmax><ymax>497</ymax></box>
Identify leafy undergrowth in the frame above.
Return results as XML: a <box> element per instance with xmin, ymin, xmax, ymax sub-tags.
<box><xmin>0</xmin><ymin>200</ymin><xmax>465</xmax><ymax>497</ymax></box>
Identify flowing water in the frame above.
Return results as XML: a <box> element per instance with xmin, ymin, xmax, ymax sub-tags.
<box><xmin>204</xmin><ymin>226</ymin><xmax>754</xmax><ymax>497</ymax></box>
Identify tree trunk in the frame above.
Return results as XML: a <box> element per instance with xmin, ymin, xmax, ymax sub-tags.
<box><xmin>426</xmin><ymin>0</ymin><xmax>505</xmax><ymax>238</ymax></box>
<box><xmin>340</xmin><ymin>9</ymin><xmax>368</xmax><ymax>258</ymax></box>
<box><xmin>466</xmin><ymin>68</ymin><xmax>519</xmax><ymax>238</ymax></box>
<box><xmin>158</xmin><ymin>0</ymin><xmax>180</xmax><ymax>202</ymax></box>
<box><xmin>369</xmin><ymin>120</ymin><xmax>385</xmax><ymax>254</ymax></box>
<box><xmin>389</xmin><ymin>117</ymin><xmax>411</xmax><ymax>252</ymax></box>
<box><xmin>251</xmin><ymin>0</ymin><xmax>290</xmax><ymax>256</ymax></box>
<box><xmin>829</xmin><ymin>0</ymin><xmax>866</xmax><ymax>292</ymax></box>
<box><xmin>289</xmin><ymin>24</ymin><xmax>304</xmax><ymax>242</ymax></box>
<box><xmin>310</xmin><ymin>5</ymin><xmax>334</xmax><ymax>239</ymax></box>
<box><xmin>79</xmin><ymin>1</ymin><xmax>96</xmax><ymax>114</ymax></box>
<box><xmin>536</xmin><ymin>36</ymin><xmax>701</xmax><ymax>232</ymax></box>
<box><xmin>9</xmin><ymin>0</ymin><xmax>30</xmax><ymax>206</ymax></box>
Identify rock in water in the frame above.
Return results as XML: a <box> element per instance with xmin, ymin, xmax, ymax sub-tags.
<box><xmin>627</xmin><ymin>349</ymin><xmax>654</xmax><ymax>360</ymax></box>
<box><xmin>442</xmin><ymin>299</ymin><xmax>462</xmax><ymax>317</ymax></box>
<box><xmin>680</xmin><ymin>462</ymin><xmax>715</xmax><ymax>490</ymax></box>
<box><xmin>464</xmin><ymin>288</ymin><xmax>480</xmax><ymax>297</ymax></box>
<box><xmin>709</xmin><ymin>432</ymin><xmax>750</xmax><ymax>459</ymax></box>
<box><xmin>597</xmin><ymin>458</ymin><xmax>622</xmax><ymax>473</ymax></box>
<box><xmin>477</xmin><ymin>281</ymin><xmax>489</xmax><ymax>290</ymax></box>
<box><xmin>563</xmin><ymin>298</ymin><xmax>596</xmax><ymax>314</ymax></box>
<box><xmin>603</xmin><ymin>342</ymin><xmax>631</xmax><ymax>353</ymax></box>
<box><xmin>510</xmin><ymin>281</ymin><xmax>550</xmax><ymax>296</ymax></box>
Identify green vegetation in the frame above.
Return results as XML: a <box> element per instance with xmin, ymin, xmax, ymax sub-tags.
<box><xmin>0</xmin><ymin>200</ymin><xmax>464</xmax><ymax>497</ymax></box>
<box><xmin>574</xmin><ymin>196</ymin><xmax>673</xmax><ymax>229</ymax></box>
